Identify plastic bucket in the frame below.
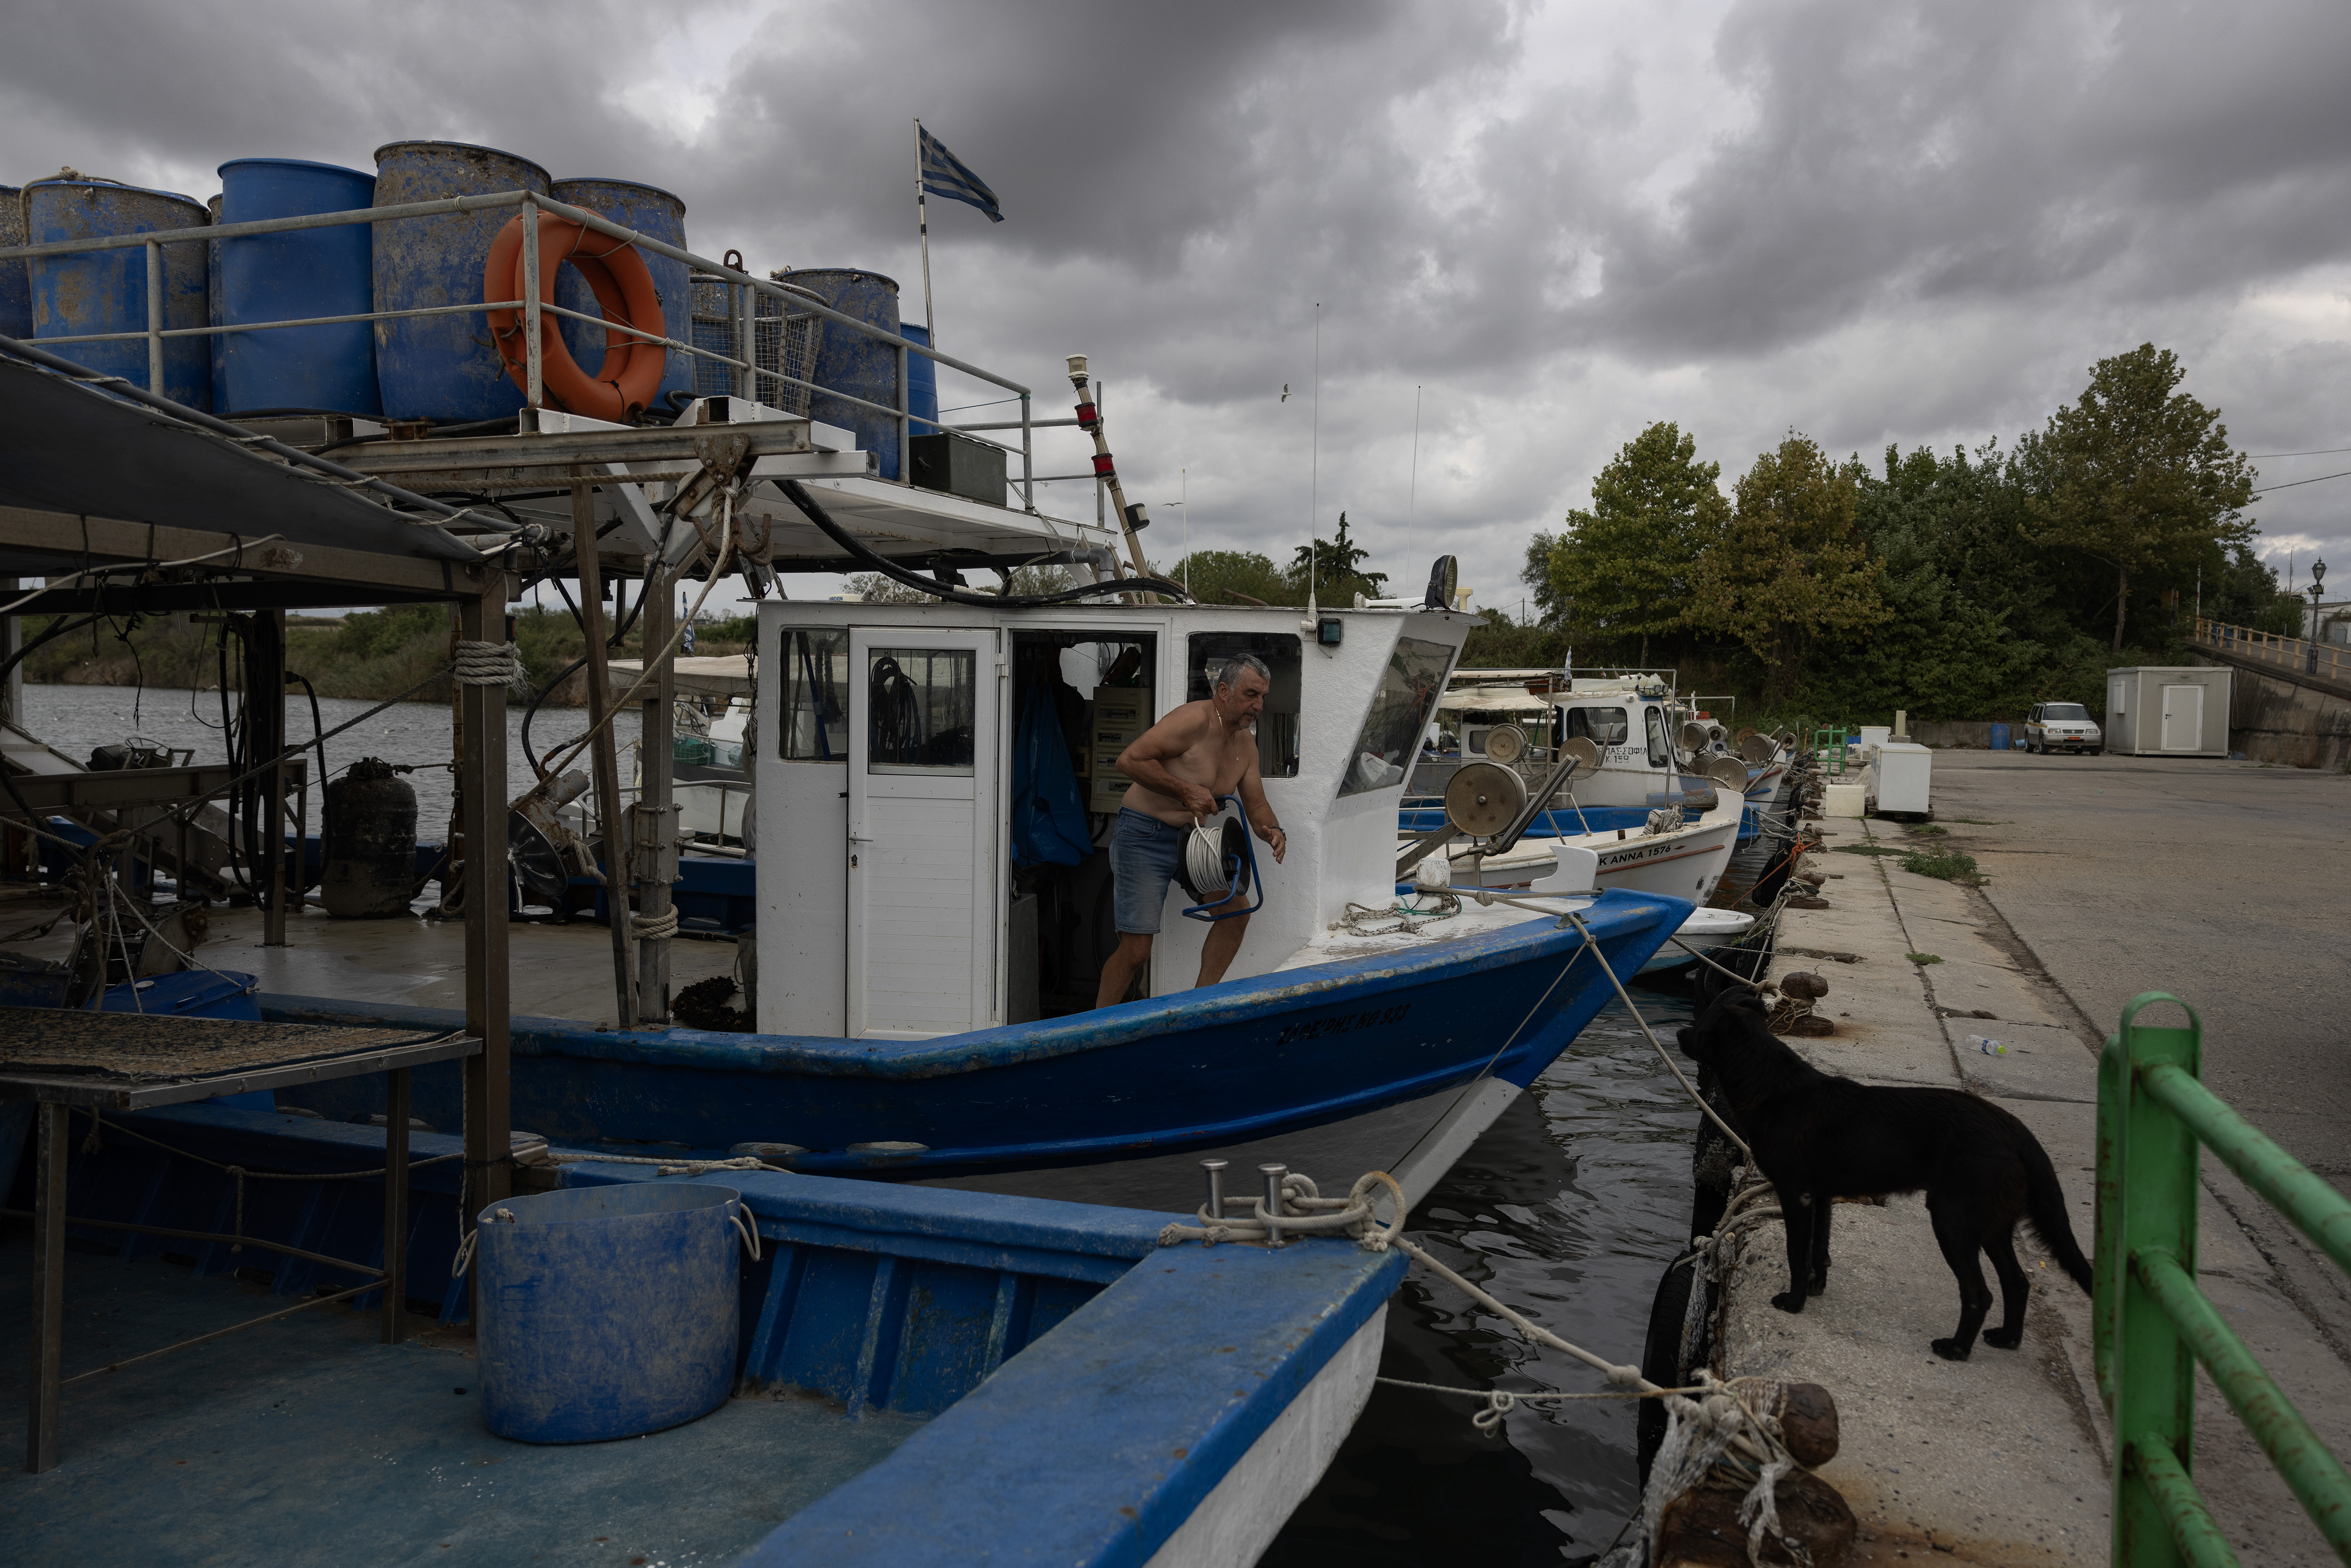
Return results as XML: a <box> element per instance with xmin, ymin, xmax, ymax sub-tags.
<box><xmin>371</xmin><ymin>140</ymin><xmax>551</xmax><ymax>422</ymax></box>
<box><xmin>548</xmin><ymin>178</ymin><xmax>692</xmax><ymax>405</ymax></box>
<box><xmin>1988</xmin><ymin>723</ymin><xmax>2011</xmax><ymax>751</ymax></box>
<box><xmin>476</xmin><ymin>1182</ymin><xmax>743</xmax><ymax>1443</ymax></box>
<box><xmin>26</xmin><ymin>178</ymin><xmax>212</xmax><ymax>408</ymax></box>
<box><xmin>783</xmin><ymin>268</ymin><xmax>902</xmax><ymax>477</ymax></box>
<box><xmin>218</xmin><ymin>158</ymin><xmax>381</xmax><ymax>416</ymax></box>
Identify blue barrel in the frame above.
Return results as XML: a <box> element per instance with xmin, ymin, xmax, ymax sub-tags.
<box><xmin>205</xmin><ymin>195</ymin><xmax>226</xmax><ymax>410</ymax></box>
<box><xmin>25</xmin><ymin>179</ymin><xmax>211</xmax><ymax>408</ymax></box>
<box><xmin>901</xmin><ymin>321</ymin><xmax>939</xmax><ymax>434</ymax></box>
<box><xmin>1988</xmin><ymin>723</ymin><xmax>2011</xmax><ymax>751</ymax></box>
<box><xmin>549</xmin><ymin>178</ymin><xmax>691</xmax><ymax>407</ymax></box>
<box><xmin>218</xmin><ymin>158</ymin><xmax>381</xmax><ymax>416</ymax></box>
<box><xmin>476</xmin><ymin>1182</ymin><xmax>742</xmax><ymax>1443</ymax></box>
<box><xmin>0</xmin><ymin>186</ymin><xmax>34</xmax><ymax>339</ymax></box>
<box><xmin>371</xmin><ymin>141</ymin><xmax>550</xmax><ymax>422</ymax></box>
<box><xmin>784</xmin><ymin>268</ymin><xmax>903</xmax><ymax>478</ymax></box>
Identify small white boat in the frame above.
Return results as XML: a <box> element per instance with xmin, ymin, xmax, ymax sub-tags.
<box><xmin>1639</xmin><ymin>904</ymin><xmax>1757</xmax><ymax>974</ymax></box>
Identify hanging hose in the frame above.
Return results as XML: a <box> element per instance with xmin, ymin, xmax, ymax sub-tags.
<box><xmin>520</xmin><ymin>558</ymin><xmax>646</xmax><ymax>779</ymax></box>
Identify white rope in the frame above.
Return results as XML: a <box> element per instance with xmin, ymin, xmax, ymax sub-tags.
<box><xmin>451</xmin><ymin>639</ymin><xmax>525</xmax><ymax>688</ymax></box>
<box><xmin>1155</xmin><ymin>1169</ymin><xmax>1406</xmax><ymax>1251</ymax></box>
<box><xmin>1564</xmin><ymin>909</ymin><xmax>1754</xmax><ymax>1163</ymax></box>
<box><xmin>1341</xmin><ymin>890</ymin><xmax>1459</xmax><ymax>937</ymax></box>
<box><xmin>629</xmin><ymin>906</ymin><xmax>680</xmax><ymax>941</ymax></box>
<box><xmin>541</xmin><ymin>1150</ymin><xmax>790</xmax><ymax>1177</ymax></box>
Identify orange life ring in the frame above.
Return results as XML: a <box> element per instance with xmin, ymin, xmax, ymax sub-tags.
<box><xmin>484</xmin><ymin>212</ymin><xmax>667</xmax><ymax>421</ymax></box>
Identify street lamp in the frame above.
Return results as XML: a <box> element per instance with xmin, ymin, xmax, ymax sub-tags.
<box><xmin>2309</xmin><ymin>559</ymin><xmax>2327</xmax><ymax>674</ymax></box>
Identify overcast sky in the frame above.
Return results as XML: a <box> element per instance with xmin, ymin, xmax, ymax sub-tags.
<box><xmin>10</xmin><ymin>0</ymin><xmax>2350</xmax><ymax>615</ymax></box>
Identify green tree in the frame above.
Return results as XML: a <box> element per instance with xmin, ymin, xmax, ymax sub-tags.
<box><xmin>1542</xmin><ymin>421</ymin><xmax>1727</xmax><ymax>664</ymax></box>
<box><xmin>2020</xmin><ymin>344</ymin><xmax>2256</xmax><ymax>653</ymax></box>
<box><xmin>1689</xmin><ymin>433</ymin><xmax>1886</xmax><ymax>706</ymax></box>
<box><xmin>1287</xmin><ymin>512</ymin><xmax>1387</xmax><ymax>603</ymax></box>
<box><xmin>1171</xmin><ymin>549</ymin><xmax>1292</xmax><ymax>606</ymax></box>
<box><xmin>1519</xmin><ymin>530</ymin><xmax>1566</xmax><ymax>626</ymax></box>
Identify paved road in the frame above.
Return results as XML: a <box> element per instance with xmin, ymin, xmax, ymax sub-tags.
<box><xmin>1925</xmin><ymin>748</ymin><xmax>2351</xmax><ymax>1177</ymax></box>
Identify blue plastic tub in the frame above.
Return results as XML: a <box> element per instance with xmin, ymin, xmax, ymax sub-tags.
<box><xmin>1</xmin><ymin>184</ymin><xmax>36</xmax><ymax>338</ymax></box>
<box><xmin>25</xmin><ymin>178</ymin><xmax>212</xmax><ymax>407</ymax></box>
<box><xmin>783</xmin><ymin>268</ymin><xmax>903</xmax><ymax>477</ymax></box>
<box><xmin>371</xmin><ymin>141</ymin><xmax>550</xmax><ymax>422</ymax></box>
<box><xmin>548</xmin><ymin>178</ymin><xmax>692</xmax><ymax>405</ymax></box>
<box><xmin>217</xmin><ymin>158</ymin><xmax>381</xmax><ymax>416</ymax></box>
<box><xmin>1989</xmin><ymin>722</ymin><xmax>2011</xmax><ymax>751</ymax></box>
<box><xmin>476</xmin><ymin>1182</ymin><xmax>743</xmax><ymax>1443</ymax></box>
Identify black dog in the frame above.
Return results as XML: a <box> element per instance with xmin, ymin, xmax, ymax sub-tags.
<box><xmin>1677</xmin><ymin>989</ymin><xmax>2091</xmax><ymax>1360</ymax></box>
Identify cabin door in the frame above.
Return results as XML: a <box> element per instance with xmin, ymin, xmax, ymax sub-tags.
<box><xmin>846</xmin><ymin>628</ymin><xmax>1001</xmax><ymax>1039</ymax></box>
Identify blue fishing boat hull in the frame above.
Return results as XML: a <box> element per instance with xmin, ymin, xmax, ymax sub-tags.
<box><xmin>260</xmin><ymin>889</ymin><xmax>1687</xmax><ymax>1194</ymax></box>
<box><xmin>3</xmin><ymin>1104</ymin><xmax>1400</xmax><ymax>1565</ymax></box>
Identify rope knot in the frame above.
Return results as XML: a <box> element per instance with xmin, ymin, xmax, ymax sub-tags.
<box><xmin>1472</xmin><ymin>1391</ymin><xmax>1516</xmax><ymax>1435</ymax></box>
<box><xmin>631</xmin><ymin>906</ymin><xmax>680</xmax><ymax>941</ymax></box>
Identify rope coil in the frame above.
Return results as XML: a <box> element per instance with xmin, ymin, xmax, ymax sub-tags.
<box><xmin>451</xmin><ymin>639</ymin><xmax>525</xmax><ymax>688</ymax></box>
<box><xmin>629</xmin><ymin>906</ymin><xmax>680</xmax><ymax>941</ymax></box>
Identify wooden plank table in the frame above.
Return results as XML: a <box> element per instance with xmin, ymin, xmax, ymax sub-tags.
<box><xmin>0</xmin><ymin>1011</ymin><xmax>482</xmax><ymax>1473</ymax></box>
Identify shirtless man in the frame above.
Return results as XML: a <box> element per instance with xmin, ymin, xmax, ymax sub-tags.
<box><xmin>1093</xmin><ymin>654</ymin><xmax>1287</xmax><ymax>1009</ymax></box>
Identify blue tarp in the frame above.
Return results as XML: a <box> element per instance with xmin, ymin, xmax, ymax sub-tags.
<box><xmin>1012</xmin><ymin>686</ymin><xmax>1090</xmax><ymax>868</ymax></box>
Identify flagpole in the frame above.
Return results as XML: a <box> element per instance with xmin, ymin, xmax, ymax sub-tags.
<box><xmin>914</xmin><ymin>118</ymin><xmax>935</xmax><ymax>349</ymax></box>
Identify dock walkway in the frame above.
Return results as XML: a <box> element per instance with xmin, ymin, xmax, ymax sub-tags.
<box><xmin>1714</xmin><ymin>803</ymin><xmax>2351</xmax><ymax>1564</ymax></box>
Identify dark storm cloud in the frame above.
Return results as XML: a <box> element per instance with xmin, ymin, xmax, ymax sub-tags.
<box><xmin>5</xmin><ymin>0</ymin><xmax>2348</xmax><ymax>588</ymax></box>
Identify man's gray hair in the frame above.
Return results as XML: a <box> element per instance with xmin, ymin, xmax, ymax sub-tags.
<box><xmin>1213</xmin><ymin>652</ymin><xmax>1273</xmax><ymax>691</ymax></box>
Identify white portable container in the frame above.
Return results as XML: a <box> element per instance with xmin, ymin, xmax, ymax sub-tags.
<box><xmin>1872</xmin><ymin>741</ymin><xmax>1933</xmax><ymax>816</ymax></box>
<box><xmin>2104</xmin><ymin>666</ymin><xmax>2232</xmax><ymax>757</ymax></box>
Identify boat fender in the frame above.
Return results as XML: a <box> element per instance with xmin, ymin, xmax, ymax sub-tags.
<box><xmin>483</xmin><ymin>211</ymin><xmax>667</xmax><ymax>421</ymax></box>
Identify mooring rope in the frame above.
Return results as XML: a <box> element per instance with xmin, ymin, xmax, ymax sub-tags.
<box><xmin>450</xmin><ymin>639</ymin><xmax>526</xmax><ymax>688</ymax></box>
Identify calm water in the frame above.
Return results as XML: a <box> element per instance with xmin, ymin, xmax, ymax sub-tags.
<box><xmin>20</xmin><ymin>683</ymin><xmax>643</xmax><ymax>832</ymax></box>
<box><xmin>1268</xmin><ymin>989</ymin><xmax>1700</xmax><ymax>1567</ymax></box>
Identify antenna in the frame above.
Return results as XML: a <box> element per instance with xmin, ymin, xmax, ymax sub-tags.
<box><xmin>1182</xmin><ymin>467</ymin><xmax>1189</xmax><ymax>594</ymax></box>
<box><xmin>1310</xmin><ymin>302</ymin><xmax>1321</xmax><ymax>608</ymax></box>
<box><xmin>1408</xmin><ymin>384</ymin><xmax>1420</xmax><ymax>558</ymax></box>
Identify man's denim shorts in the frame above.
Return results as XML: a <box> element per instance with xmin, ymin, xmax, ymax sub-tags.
<box><xmin>1111</xmin><ymin>807</ymin><xmax>1184</xmax><ymax>935</ymax></box>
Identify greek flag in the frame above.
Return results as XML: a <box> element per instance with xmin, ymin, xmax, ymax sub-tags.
<box><xmin>919</xmin><ymin>125</ymin><xmax>1004</xmax><ymax>223</ymax></box>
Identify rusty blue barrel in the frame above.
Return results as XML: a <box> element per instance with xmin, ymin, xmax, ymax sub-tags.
<box><xmin>548</xmin><ymin>178</ymin><xmax>692</xmax><ymax>407</ymax></box>
<box><xmin>783</xmin><ymin>268</ymin><xmax>902</xmax><ymax>478</ymax></box>
<box><xmin>217</xmin><ymin>158</ymin><xmax>380</xmax><ymax>416</ymax></box>
<box><xmin>1</xmin><ymin>186</ymin><xmax>35</xmax><ymax>339</ymax></box>
<box><xmin>25</xmin><ymin>178</ymin><xmax>211</xmax><ymax>408</ymax></box>
<box><xmin>371</xmin><ymin>140</ymin><xmax>550</xmax><ymax>422</ymax></box>
<box><xmin>205</xmin><ymin>195</ymin><xmax>225</xmax><ymax>409</ymax></box>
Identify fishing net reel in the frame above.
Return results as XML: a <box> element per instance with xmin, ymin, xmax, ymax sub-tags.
<box><xmin>1177</xmin><ymin>798</ymin><xmax>1262</xmax><ymax>922</ymax></box>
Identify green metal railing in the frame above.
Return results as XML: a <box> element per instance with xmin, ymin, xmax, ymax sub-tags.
<box><xmin>2096</xmin><ymin>993</ymin><xmax>2351</xmax><ymax>1565</ymax></box>
<box><xmin>1809</xmin><ymin>726</ymin><xmax>1848</xmax><ymax>777</ymax></box>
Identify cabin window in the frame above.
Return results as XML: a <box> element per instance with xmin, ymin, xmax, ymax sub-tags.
<box><xmin>867</xmin><ymin>647</ymin><xmax>977</xmax><ymax>774</ymax></box>
<box><xmin>777</xmin><ymin>627</ymin><xmax>849</xmax><ymax>761</ymax></box>
<box><xmin>1187</xmin><ymin>632</ymin><xmax>1302</xmax><ymax>779</ymax></box>
<box><xmin>1566</xmin><ymin>706</ymin><xmax>1629</xmax><ymax>746</ymax></box>
<box><xmin>1645</xmin><ymin>706</ymin><xmax>1671</xmax><ymax>768</ymax></box>
<box><xmin>1338</xmin><ymin>635</ymin><xmax>1453</xmax><ymax>796</ymax></box>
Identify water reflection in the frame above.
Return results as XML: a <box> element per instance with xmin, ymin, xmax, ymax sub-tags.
<box><xmin>1267</xmin><ymin>990</ymin><xmax>1699</xmax><ymax>1566</ymax></box>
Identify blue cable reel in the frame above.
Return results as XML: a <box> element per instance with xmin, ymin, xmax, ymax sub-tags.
<box><xmin>1177</xmin><ymin>796</ymin><xmax>1264</xmax><ymax>923</ymax></box>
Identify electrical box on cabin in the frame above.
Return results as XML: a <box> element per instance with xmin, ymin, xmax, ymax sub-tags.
<box><xmin>909</xmin><ymin>432</ymin><xmax>1008</xmax><ymax>505</ymax></box>
<box><xmin>1089</xmin><ymin>687</ymin><xmax>1152</xmax><ymax>814</ymax></box>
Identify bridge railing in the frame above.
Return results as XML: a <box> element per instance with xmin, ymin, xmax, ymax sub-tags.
<box><xmin>2095</xmin><ymin>992</ymin><xmax>2351</xmax><ymax>1566</ymax></box>
<box><xmin>2193</xmin><ymin>618</ymin><xmax>2350</xmax><ymax>686</ymax></box>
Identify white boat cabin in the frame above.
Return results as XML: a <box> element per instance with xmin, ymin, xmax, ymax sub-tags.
<box><xmin>754</xmin><ymin>601</ymin><xmax>1476</xmax><ymax>1039</ymax></box>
